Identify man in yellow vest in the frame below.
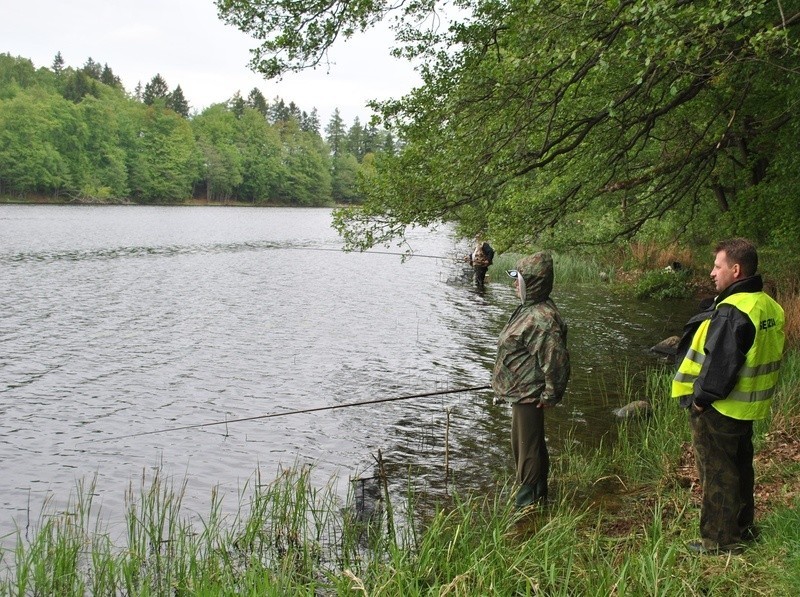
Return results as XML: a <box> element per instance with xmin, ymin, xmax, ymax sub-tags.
<box><xmin>672</xmin><ymin>238</ymin><xmax>784</xmax><ymax>554</ymax></box>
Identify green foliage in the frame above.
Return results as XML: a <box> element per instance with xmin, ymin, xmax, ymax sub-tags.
<box><xmin>0</xmin><ymin>54</ymin><xmax>49</xmax><ymax>99</ymax></box>
<box><xmin>127</xmin><ymin>106</ymin><xmax>200</xmax><ymax>202</ymax></box>
<box><xmin>0</xmin><ymin>88</ymin><xmax>75</xmax><ymax>194</ymax></box>
<box><xmin>76</xmin><ymin>96</ymin><xmax>130</xmax><ymax>197</ymax></box>
<box><xmin>235</xmin><ymin>107</ymin><xmax>284</xmax><ymax>202</ymax></box>
<box><xmin>276</xmin><ymin>119</ymin><xmax>332</xmax><ymax>206</ymax></box>
<box><xmin>142</xmin><ymin>73</ymin><xmax>170</xmax><ymax>106</ymax></box>
<box><xmin>634</xmin><ymin>269</ymin><xmax>694</xmax><ymax>300</ymax></box>
<box><xmin>229</xmin><ymin>0</ymin><xmax>800</xmax><ymax>254</ymax></box>
<box><xmin>324</xmin><ymin>107</ymin><xmax>346</xmax><ymax>156</ymax></box>
<box><xmin>168</xmin><ymin>85</ymin><xmax>190</xmax><ymax>117</ymax></box>
<box><xmin>193</xmin><ymin>104</ymin><xmax>244</xmax><ymax>201</ymax></box>
<box><xmin>331</xmin><ymin>152</ymin><xmax>361</xmax><ymax>204</ymax></box>
<box><xmin>0</xmin><ymin>52</ymin><xmax>414</xmax><ymax>205</ymax></box>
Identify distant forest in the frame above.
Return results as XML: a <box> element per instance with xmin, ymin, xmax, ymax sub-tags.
<box><xmin>0</xmin><ymin>52</ymin><xmax>398</xmax><ymax>205</ymax></box>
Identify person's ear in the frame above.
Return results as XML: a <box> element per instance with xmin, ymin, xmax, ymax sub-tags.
<box><xmin>732</xmin><ymin>263</ymin><xmax>741</xmax><ymax>278</ymax></box>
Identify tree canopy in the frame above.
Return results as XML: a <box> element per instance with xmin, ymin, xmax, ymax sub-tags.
<box><xmin>218</xmin><ymin>0</ymin><xmax>800</xmax><ymax>253</ymax></box>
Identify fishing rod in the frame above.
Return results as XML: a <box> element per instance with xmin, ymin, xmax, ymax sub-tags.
<box><xmin>99</xmin><ymin>384</ymin><xmax>492</xmax><ymax>442</ymax></box>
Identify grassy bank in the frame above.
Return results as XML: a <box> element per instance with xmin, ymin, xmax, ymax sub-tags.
<box><xmin>2</xmin><ymin>354</ymin><xmax>798</xmax><ymax>595</ymax></box>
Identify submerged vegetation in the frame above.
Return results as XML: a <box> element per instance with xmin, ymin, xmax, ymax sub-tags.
<box><xmin>2</xmin><ymin>354</ymin><xmax>798</xmax><ymax>595</ymax></box>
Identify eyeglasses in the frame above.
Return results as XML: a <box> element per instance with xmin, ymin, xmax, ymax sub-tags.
<box><xmin>506</xmin><ymin>270</ymin><xmax>519</xmax><ymax>279</ymax></box>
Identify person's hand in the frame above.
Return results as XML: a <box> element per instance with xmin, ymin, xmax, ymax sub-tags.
<box><xmin>492</xmin><ymin>396</ymin><xmax>507</xmax><ymax>406</ymax></box>
<box><xmin>537</xmin><ymin>399</ymin><xmax>555</xmax><ymax>409</ymax></box>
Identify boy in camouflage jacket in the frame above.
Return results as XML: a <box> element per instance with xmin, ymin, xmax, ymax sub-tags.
<box><xmin>492</xmin><ymin>252</ymin><xmax>571</xmax><ymax>508</ymax></box>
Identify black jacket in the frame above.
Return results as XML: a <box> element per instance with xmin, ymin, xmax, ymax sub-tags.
<box><xmin>675</xmin><ymin>276</ymin><xmax>760</xmax><ymax>409</ymax></box>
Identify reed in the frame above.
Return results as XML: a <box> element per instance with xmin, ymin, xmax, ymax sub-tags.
<box><xmin>624</xmin><ymin>241</ymin><xmax>694</xmax><ymax>271</ymax></box>
<box><xmin>489</xmin><ymin>252</ymin><xmax>609</xmax><ymax>285</ymax></box>
<box><xmin>2</xmin><ymin>358</ymin><xmax>798</xmax><ymax>595</ymax></box>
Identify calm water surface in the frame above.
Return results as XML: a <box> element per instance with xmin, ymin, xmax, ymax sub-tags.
<box><xmin>0</xmin><ymin>205</ymin><xmax>696</xmax><ymax>541</ymax></box>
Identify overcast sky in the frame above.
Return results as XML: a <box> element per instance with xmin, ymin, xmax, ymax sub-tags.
<box><xmin>1</xmin><ymin>0</ymin><xmax>421</xmax><ymax>127</ymax></box>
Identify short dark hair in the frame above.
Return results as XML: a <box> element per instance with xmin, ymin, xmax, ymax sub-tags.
<box><xmin>715</xmin><ymin>238</ymin><xmax>758</xmax><ymax>277</ymax></box>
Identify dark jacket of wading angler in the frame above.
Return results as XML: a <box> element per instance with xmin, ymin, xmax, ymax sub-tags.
<box><xmin>492</xmin><ymin>253</ymin><xmax>571</xmax><ymax>405</ymax></box>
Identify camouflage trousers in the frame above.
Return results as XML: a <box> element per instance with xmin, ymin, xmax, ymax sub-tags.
<box><xmin>511</xmin><ymin>402</ymin><xmax>549</xmax><ymax>503</ymax></box>
<box><xmin>689</xmin><ymin>407</ymin><xmax>755</xmax><ymax>548</ymax></box>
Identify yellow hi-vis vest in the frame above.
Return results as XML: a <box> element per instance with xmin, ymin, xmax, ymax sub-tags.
<box><xmin>671</xmin><ymin>292</ymin><xmax>784</xmax><ymax>420</ymax></box>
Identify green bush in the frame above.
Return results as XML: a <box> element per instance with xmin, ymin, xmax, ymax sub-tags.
<box><xmin>634</xmin><ymin>268</ymin><xmax>693</xmax><ymax>300</ymax></box>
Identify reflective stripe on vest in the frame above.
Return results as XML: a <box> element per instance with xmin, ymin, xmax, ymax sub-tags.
<box><xmin>671</xmin><ymin>291</ymin><xmax>784</xmax><ymax>420</ymax></box>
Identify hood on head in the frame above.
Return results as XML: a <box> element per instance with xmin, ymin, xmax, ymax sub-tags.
<box><xmin>515</xmin><ymin>252</ymin><xmax>554</xmax><ymax>303</ymax></box>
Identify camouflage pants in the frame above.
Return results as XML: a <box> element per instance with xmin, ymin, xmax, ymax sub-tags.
<box><xmin>689</xmin><ymin>407</ymin><xmax>755</xmax><ymax>548</ymax></box>
<box><xmin>511</xmin><ymin>403</ymin><xmax>549</xmax><ymax>495</ymax></box>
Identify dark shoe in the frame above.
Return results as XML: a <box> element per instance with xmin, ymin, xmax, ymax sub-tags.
<box><xmin>686</xmin><ymin>541</ymin><xmax>744</xmax><ymax>555</ymax></box>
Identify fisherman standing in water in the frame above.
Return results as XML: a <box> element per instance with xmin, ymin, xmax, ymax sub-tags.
<box><xmin>469</xmin><ymin>238</ymin><xmax>494</xmax><ymax>289</ymax></box>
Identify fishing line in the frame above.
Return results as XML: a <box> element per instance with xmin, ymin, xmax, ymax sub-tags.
<box><xmin>286</xmin><ymin>247</ymin><xmax>457</xmax><ymax>260</ymax></box>
<box><xmin>99</xmin><ymin>384</ymin><xmax>492</xmax><ymax>442</ymax></box>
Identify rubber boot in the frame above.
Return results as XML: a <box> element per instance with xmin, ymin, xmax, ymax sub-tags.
<box><xmin>514</xmin><ymin>484</ymin><xmax>536</xmax><ymax>509</ymax></box>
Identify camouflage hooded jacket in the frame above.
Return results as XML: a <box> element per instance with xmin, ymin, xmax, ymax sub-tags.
<box><xmin>492</xmin><ymin>252</ymin><xmax>571</xmax><ymax>405</ymax></box>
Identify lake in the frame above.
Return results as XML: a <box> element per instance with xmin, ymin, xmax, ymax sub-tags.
<box><xmin>0</xmin><ymin>204</ymin><xmax>697</xmax><ymax>542</ymax></box>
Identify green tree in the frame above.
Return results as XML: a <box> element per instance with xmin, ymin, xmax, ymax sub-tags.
<box><xmin>218</xmin><ymin>0</ymin><xmax>800</xmax><ymax>252</ymax></box>
<box><xmin>81</xmin><ymin>57</ymin><xmax>103</xmax><ymax>80</ymax></box>
<box><xmin>246</xmin><ymin>87</ymin><xmax>269</xmax><ymax>116</ymax></box>
<box><xmin>380</xmin><ymin>130</ymin><xmax>396</xmax><ymax>156</ymax></box>
<box><xmin>168</xmin><ymin>85</ymin><xmax>190</xmax><ymax>117</ymax></box>
<box><xmin>331</xmin><ymin>151</ymin><xmax>361</xmax><ymax>204</ymax></box>
<box><xmin>100</xmin><ymin>64</ymin><xmax>122</xmax><ymax>89</ymax></box>
<box><xmin>287</xmin><ymin>101</ymin><xmax>302</xmax><ymax>121</ymax></box>
<box><xmin>229</xmin><ymin>91</ymin><xmax>247</xmax><ymax>118</ymax></box>
<box><xmin>142</xmin><ymin>74</ymin><xmax>170</xmax><ymax>106</ymax></box>
<box><xmin>61</xmin><ymin>70</ymin><xmax>100</xmax><ymax>103</ymax></box>
<box><xmin>275</xmin><ymin>118</ymin><xmax>331</xmax><ymax>205</ymax></box>
<box><xmin>234</xmin><ymin>106</ymin><xmax>284</xmax><ymax>202</ymax></box>
<box><xmin>76</xmin><ymin>95</ymin><xmax>130</xmax><ymax>198</ymax></box>
<box><xmin>269</xmin><ymin>96</ymin><xmax>290</xmax><ymax>123</ymax></box>
<box><xmin>127</xmin><ymin>104</ymin><xmax>200</xmax><ymax>201</ymax></box>
<box><xmin>325</xmin><ymin>108</ymin><xmax>346</xmax><ymax>157</ymax></box>
<box><xmin>192</xmin><ymin>104</ymin><xmax>244</xmax><ymax>201</ymax></box>
<box><xmin>346</xmin><ymin>118</ymin><xmax>364</xmax><ymax>159</ymax></box>
<box><xmin>301</xmin><ymin>107</ymin><xmax>320</xmax><ymax>134</ymax></box>
<box><xmin>0</xmin><ymin>88</ymin><xmax>75</xmax><ymax>195</ymax></box>
<box><xmin>52</xmin><ymin>52</ymin><xmax>65</xmax><ymax>76</ymax></box>
<box><xmin>0</xmin><ymin>54</ymin><xmax>43</xmax><ymax>99</ymax></box>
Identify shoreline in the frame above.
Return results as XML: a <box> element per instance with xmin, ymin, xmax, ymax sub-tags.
<box><xmin>0</xmin><ymin>195</ymin><xmax>354</xmax><ymax>209</ymax></box>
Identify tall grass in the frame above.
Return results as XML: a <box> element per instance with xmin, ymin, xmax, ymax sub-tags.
<box><xmin>2</xmin><ymin>357</ymin><xmax>799</xmax><ymax>596</ymax></box>
<box><xmin>489</xmin><ymin>252</ymin><xmax>609</xmax><ymax>285</ymax></box>
<box><xmin>779</xmin><ymin>290</ymin><xmax>800</xmax><ymax>348</ymax></box>
<box><xmin>623</xmin><ymin>241</ymin><xmax>694</xmax><ymax>271</ymax></box>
